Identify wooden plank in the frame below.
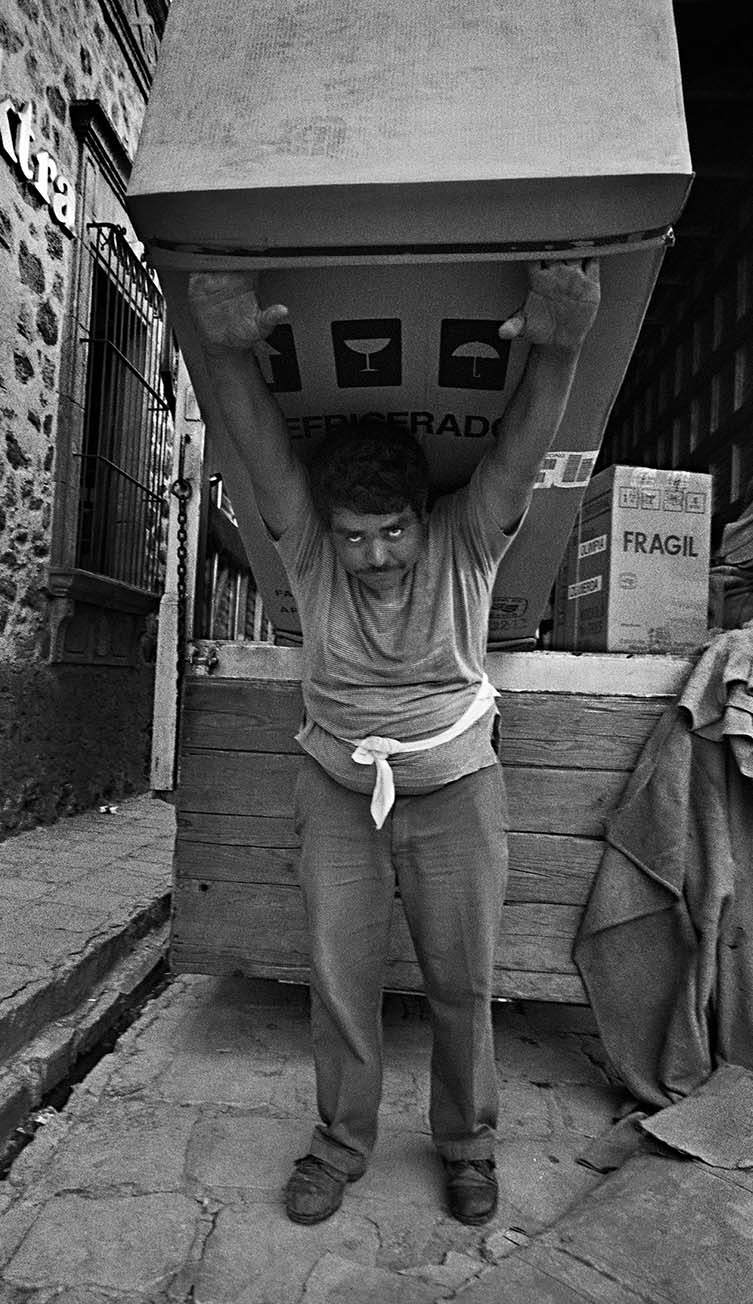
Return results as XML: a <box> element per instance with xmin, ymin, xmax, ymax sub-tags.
<box><xmin>171</xmin><ymin>881</ymin><xmax>310</xmax><ymax>969</ymax></box>
<box><xmin>184</xmin><ymin>677</ymin><xmax>302</xmax><ymax>716</ymax></box>
<box><xmin>168</xmin><ymin>946</ymin><xmax>586</xmax><ymax>1003</ymax></box>
<box><xmin>505</xmin><ymin>767</ymin><xmax>627</xmax><ymax>837</ymax></box>
<box><xmin>189</xmin><ymin>643</ymin><xmax>304</xmax><ymax>679</ymax></box>
<box><xmin>408</xmin><ymin>966</ymin><xmax>585</xmax><ymax>1004</ymax></box>
<box><xmin>487</xmin><ymin>650</ymin><xmax>693</xmax><ymax>697</ymax></box>
<box><xmin>496</xmin><ymin>693</ymin><xmax>667</xmax><ymax>770</ymax></box>
<box><xmin>186</xmin><ymin>641</ymin><xmax>694</xmax><ymax>697</ymax></box>
<box><xmin>176</xmin><ymin>840</ymin><xmax>299</xmax><ymax>884</ymax></box>
<box><xmin>181</xmin><ymin>678</ymin><xmax>667</xmax><ymax>770</ymax></box>
<box><xmin>177</xmin><ymin>810</ymin><xmax>299</xmax><ymax>847</ymax></box>
<box><xmin>496</xmin><ymin>904</ymin><xmax>583</xmax><ymax>970</ymax></box>
<box><xmin>171</xmin><ymin>880</ymin><xmax>581</xmax><ymax>972</ymax></box>
<box><xmin>178</xmin><ymin>750</ymin><xmax>303</xmax><ymax>817</ymax></box>
<box><xmin>175</xmin><ymin>830</ymin><xmax>602</xmax><ymax>906</ymax></box>
<box><xmin>506</xmin><ymin>833</ymin><xmax>601</xmax><ymax>903</ymax></box>
<box><xmin>178</xmin><ymin>750</ymin><xmax>627</xmax><ymax>837</ymax></box>
<box><xmin>170</xmin><ymin>946</ymin><xmax>308</xmax><ymax>985</ymax></box>
<box><xmin>170</xmin><ymin>880</ymin><xmax>587</xmax><ymax>1000</ymax></box>
<box><xmin>182</xmin><ymin>679</ymin><xmax>303</xmax><ymax>753</ymax></box>
<box><xmin>181</xmin><ymin>716</ymin><xmax>301</xmax><ymax>755</ymax></box>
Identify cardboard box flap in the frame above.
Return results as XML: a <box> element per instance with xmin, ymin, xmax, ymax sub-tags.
<box><xmin>128</xmin><ymin>0</ymin><xmax>691</xmax><ymax>251</ymax></box>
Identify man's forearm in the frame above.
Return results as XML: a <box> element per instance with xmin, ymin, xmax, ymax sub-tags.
<box><xmin>483</xmin><ymin>258</ymin><xmax>600</xmax><ymax>529</ymax></box>
<box><xmin>502</xmin><ymin>344</ymin><xmax>580</xmax><ymax>482</ymax></box>
<box><xmin>203</xmin><ymin>346</ymin><xmax>291</xmax><ymax>471</ymax></box>
<box><xmin>201</xmin><ymin>345</ymin><xmax>306</xmax><ymax>537</ymax></box>
<box><xmin>482</xmin><ymin>341</ymin><xmax>582</xmax><ymax>530</ymax></box>
<box><xmin>187</xmin><ymin>272</ymin><xmax>306</xmax><ymax>537</ymax></box>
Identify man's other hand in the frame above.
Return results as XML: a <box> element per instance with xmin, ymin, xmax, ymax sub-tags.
<box><xmin>499</xmin><ymin>258</ymin><xmax>601</xmax><ymax>354</ymax></box>
<box><xmin>188</xmin><ymin>272</ymin><xmax>289</xmax><ymax>353</ymax></box>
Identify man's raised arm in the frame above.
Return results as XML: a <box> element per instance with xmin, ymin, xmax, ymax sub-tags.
<box><xmin>478</xmin><ymin>259</ymin><xmax>601</xmax><ymax>533</ymax></box>
<box><xmin>187</xmin><ymin>272</ymin><xmax>309</xmax><ymax>540</ymax></box>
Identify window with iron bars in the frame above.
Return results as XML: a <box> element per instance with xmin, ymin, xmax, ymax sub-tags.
<box><xmin>75</xmin><ymin>222</ymin><xmax>173</xmax><ymax>594</ymax></box>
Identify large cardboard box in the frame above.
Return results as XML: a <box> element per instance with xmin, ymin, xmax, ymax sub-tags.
<box><xmin>552</xmin><ymin>466</ymin><xmax>712</xmax><ymax>654</ymax></box>
<box><xmin>127</xmin><ymin>0</ymin><xmax>692</xmax><ymax>645</ymax></box>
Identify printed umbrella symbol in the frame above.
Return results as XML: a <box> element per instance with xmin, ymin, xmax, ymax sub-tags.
<box><xmin>451</xmin><ymin>340</ymin><xmax>500</xmax><ymax>379</ymax></box>
<box><xmin>344</xmin><ymin>337</ymin><xmax>392</xmax><ymax>372</ymax></box>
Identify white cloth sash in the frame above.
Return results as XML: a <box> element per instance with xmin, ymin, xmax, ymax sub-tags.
<box><xmin>349</xmin><ymin>675</ymin><xmax>498</xmax><ymax>829</ymax></box>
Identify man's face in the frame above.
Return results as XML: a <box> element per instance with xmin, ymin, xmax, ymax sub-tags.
<box><xmin>328</xmin><ymin>505</ymin><xmax>427</xmax><ymax>597</ymax></box>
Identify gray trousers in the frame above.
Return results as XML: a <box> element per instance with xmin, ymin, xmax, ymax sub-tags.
<box><xmin>293</xmin><ymin>755</ymin><xmax>509</xmax><ymax>1177</ymax></box>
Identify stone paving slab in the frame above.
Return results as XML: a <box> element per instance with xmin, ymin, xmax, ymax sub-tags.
<box><xmin>3</xmin><ymin>1192</ymin><xmax>201</xmax><ymax>1295</ymax></box>
<box><xmin>453</xmin><ymin>1155</ymin><xmax>753</xmax><ymax>1303</ymax></box>
<box><xmin>529</xmin><ymin>1155</ymin><xmax>753</xmax><ymax>1303</ymax></box>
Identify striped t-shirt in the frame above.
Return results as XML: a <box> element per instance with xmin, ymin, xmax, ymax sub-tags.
<box><xmin>274</xmin><ymin>461</ymin><xmax>520</xmax><ymax>794</ymax></box>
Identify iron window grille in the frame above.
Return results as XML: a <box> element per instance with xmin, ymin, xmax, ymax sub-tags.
<box><xmin>75</xmin><ymin>221</ymin><xmax>173</xmax><ymax>594</ymax></box>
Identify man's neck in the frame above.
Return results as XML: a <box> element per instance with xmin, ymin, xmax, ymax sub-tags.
<box><xmin>358</xmin><ymin>571</ymin><xmax>412</xmax><ymax>604</ymax></box>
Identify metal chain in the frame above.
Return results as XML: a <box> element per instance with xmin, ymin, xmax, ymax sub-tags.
<box><xmin>170</xmin><ymin>442</ymin><xmax>192</xmax><ymax>788</ymax></box>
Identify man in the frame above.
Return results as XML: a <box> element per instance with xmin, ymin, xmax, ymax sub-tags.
<box><xmin>188</xmin><ymin>259</ymin><xmax>600</xmax><ymax>1226</ymax></box>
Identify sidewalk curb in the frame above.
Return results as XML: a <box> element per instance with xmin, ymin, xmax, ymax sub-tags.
<box><xmin>0</xmin><ymin>917</ymin><xmax>170</xmax><ymax>1167</ymax></box>
<box><xmin>0</xmin><ymin>893</ymin><xmax>171</xmax><ymax>1068</ymax></box>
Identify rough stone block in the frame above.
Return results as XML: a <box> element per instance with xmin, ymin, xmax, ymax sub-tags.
<box><xmin>0</xmin><ymin>1066</ymin><xmax>35</xmax><ymax>1162</ymax></box>
<box><xmin>2</xmin><ymin>1193</ymin><xmax>200</xmax><ymax>1291</ymax></box>
<box><xmin>442</xmin><ymin>1252</ymin><xmax>637</xmax><ymax>1302</ymax></box>
<box><xmin>194</xmin><ymin>1203</ymin><xmax>380</xmax><ymax>1304</ymax></box>
<box><xmin>495</xmin><ymin>1025</ymin><xmax>606</xmax><ymax>1086</ymax></box>
<box><xmin>11</xmin><ymin>1099</ymin><xmax>198</xmax><ymax>1198</ymax></box>
<box><xmin>303</xmin><ymin>1251</ymin><xmax>438</xmax><ymax>1303</ymax></box>
<box><xmin>530</xmin><ymin>1153</ymin><xmax>753</xmax><ymax>1303</ymax></box>
<box><xmin>492</xmin><ymin>1136</ymin><xmax>605</xmax><ymax>1232</ymax></box>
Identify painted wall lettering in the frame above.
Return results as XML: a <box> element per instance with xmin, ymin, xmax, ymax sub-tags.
<box><xmin>0</xmin><ymin>94</ymin><xmax>76</xmax><ymax>231</ymax></box>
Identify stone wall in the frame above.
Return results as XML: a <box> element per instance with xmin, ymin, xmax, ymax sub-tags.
<box><xmin>0</xmin><ymin>661</ymin><xmax>155</xmax><ymax>830</ymax></box>
<box><xmin>0</xmin><ymin>1</ymin><xmax>166</xmax><ymax>837</ymax></box>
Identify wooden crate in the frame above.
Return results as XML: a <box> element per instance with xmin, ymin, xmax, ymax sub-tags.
<box><xmin>172</xmin><ymin>646</ymin><xmax>693</xmax><ymax>1002</ymax></box>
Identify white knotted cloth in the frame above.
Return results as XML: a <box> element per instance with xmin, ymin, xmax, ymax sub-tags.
<box><xmin>349</xmin><ymin>675</ymin><xmax>499</xmax><ymax>829</ymax></box>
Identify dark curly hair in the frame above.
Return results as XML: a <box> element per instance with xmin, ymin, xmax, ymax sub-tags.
<box><xmin>309</xmin><ymin>418</ymin><xmax>430</xmax><ymax>527</ymax></box>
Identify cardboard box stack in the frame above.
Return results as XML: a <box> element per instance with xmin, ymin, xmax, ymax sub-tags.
<box><xmin>552</xmin><ymin>466</ymin><xmax>712</xmax><ymax>654</ymax></box>
<box><xmin>127</xmin><ymin>0</ymin><xmax>692</xmax><ymax>646</ymax></box>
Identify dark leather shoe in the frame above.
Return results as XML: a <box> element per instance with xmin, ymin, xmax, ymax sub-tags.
<box><xmin>285</xmin><ymin>1155</ymin><xmax>356</xmax><ymax>1224</ymax></box>
<box><xmin>444</xmin><ymin>1158</ymin><xmax>498</xmax><ymax>1225</ymax></box>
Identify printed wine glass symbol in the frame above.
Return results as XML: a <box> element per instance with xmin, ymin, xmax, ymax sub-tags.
<box><xmin>451</xmin><ymin>340</ymin><xmax>500</xmax><ymax>379</ymax></box>
<box><xmin>343</xmin><ymin>336</ymin><xmax>392</xmax><ymax>372</ymax></box>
